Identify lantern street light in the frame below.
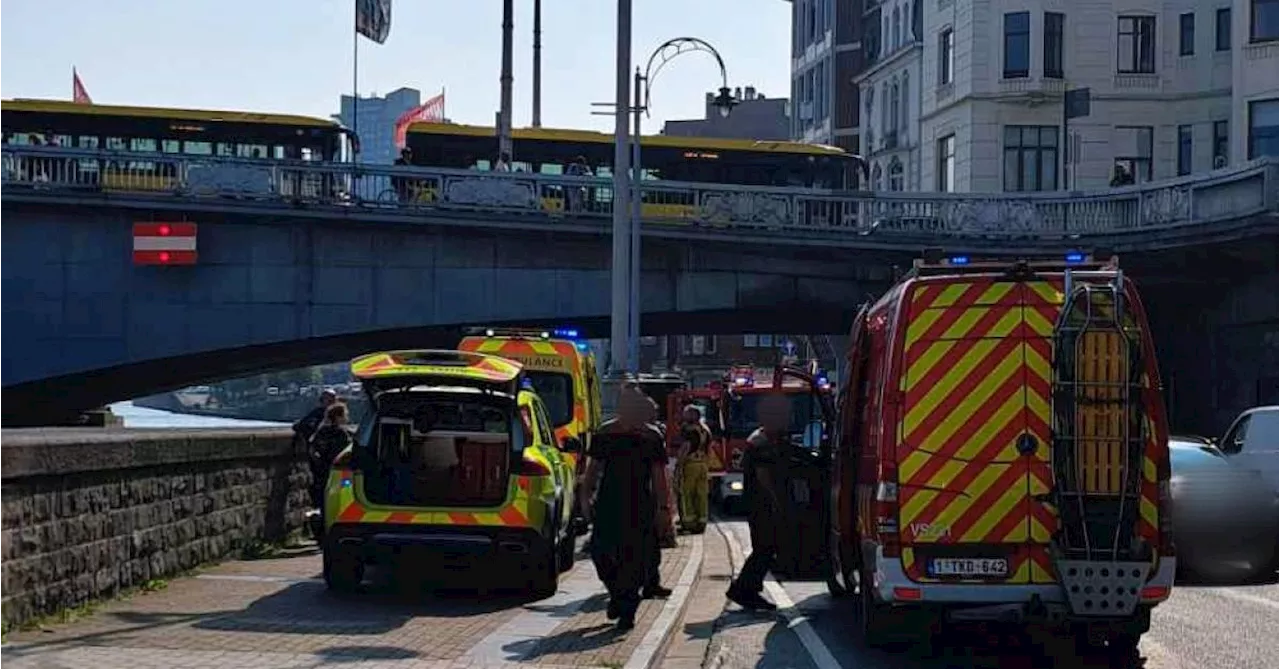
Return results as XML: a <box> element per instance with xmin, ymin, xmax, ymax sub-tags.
<box><xmin>622</xmin><ymin>38</ymin><xmax>737</xmax><ymax>372</ymax></box>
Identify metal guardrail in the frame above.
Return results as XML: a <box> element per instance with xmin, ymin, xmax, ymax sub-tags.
<box><xmin>2</xmin><ymin>146</ymin><xmax>1275</xmax><ymax>243</ymax></box>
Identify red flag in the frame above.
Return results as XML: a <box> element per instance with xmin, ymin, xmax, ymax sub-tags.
<box><xmin>72</xmin><ymin>68</ymin><xmax>92</xmax><ymax>104</ymax></box>
<box><xmin>394</xmin><ymin>92</ymin><xmax>446</xmax><ymax>148</ymax></box>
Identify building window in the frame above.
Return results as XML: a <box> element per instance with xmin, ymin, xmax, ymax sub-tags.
<box><xmin>1253</xmin><ymin>0</ymin><xmax>1279</xmax><ymax>41</ymax></box>
<box><xmin>1003</xmin><ymin>125</ymin><xmax>1059</xmax><ymax>192</ymax></box>
<box><xmin>938</xmin><ymin>28</ymin><xmax>954</xmax><ymax>84</ymax></box>
<box><xmin>1213</xmin><ymin>120</ymin><xmax>1230</xmax><ymax>167</ymax></box>
<box><xmin>1043</xmin><ymin>12</ymin><xmax>1065</xmax><ymax>79</ymax></box>
<box><xmin>871</xmin><ymin>163</ymin><xmax>883</xmax><ymax>190</ymax></box>
<box><xmin>743</xmin><ymin>334</ymin><xmax>759</xmax><ymax>348</ymax></box>
<box><xmin>1249</xmin><ymin>99</ymin><xmax>1279</xmax><ymax>159</ymax></box>
<box><xmin>881</xmin><ymin>83</ymin><xmax>890</xmax><ymax>134</ymax></box>
<box><xmin>816</xmin><ymin>61</ymin><xmax>827</xmax><ymax>122</ymax></box>
<box><xmin>1003</xmin><ymin>12</ymin><xmax>1031</xmax><ymax>78</ymax></box>
<box><xmin>1179</xmin><ymin>12</ymin><xmax>1195</xmax><ymax>55</ymax></box>
<box><xmin>888</xmin><ymin>159</ymin><xmax>904</xmax><ymax>191</ymax></box>
<box><xmin>1113</xmin><ymin>126</ymin><xmax>1154</xmax><ymax>183</ymax></box>
<box><xmin>1177</xmin><ymin>125</ymin><xmax>1193</xmax><ymax>176</ymax></box>
<box><xmin>892</xmin><ymin>7</ymin><xmax>902</xmax><ymax>50</ymax></box>
<box><xmin>890</xmin><ymin>81</ymin><xmax>900</xmax><ymax>134</ymax></box>
<box><xmin>1216</xmin><ymin>8</ymin><xmax>1232</xmax><ymax>50</ymax></box>
<box><xmin>690</xmin><ymin>336</ymin><xmax>706</xmax><ymax>356</ymax></box>
<box><xmin>1117</xmin><ymin>16</ymin><xmax>1156</xmax><ymax>73</ymax></box>
<box><xmin>901</xmin><ymin>73</ymin><xmax>910</xmax><ymax>131</ymax></box>
<box><xmin>937</xmin><ymin>134</ymin><xmax>955</xmax><ymax>192</ymax></box>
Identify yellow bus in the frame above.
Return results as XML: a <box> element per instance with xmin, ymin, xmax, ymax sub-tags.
<box><xmin>1</xmin><ymin>98</ymin><xmax>353</xmax><ymax>192</ymax></box>
<box><xmin>403</xmin><ymin>122</ymin><xmax>865</xmax><ymax>218</ymax></box>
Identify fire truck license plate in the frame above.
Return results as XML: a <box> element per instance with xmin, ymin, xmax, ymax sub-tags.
<box><xmin>928</xmin><ymin>558</ymin><xmax>1009</xmax><ymax>578</ymax></box>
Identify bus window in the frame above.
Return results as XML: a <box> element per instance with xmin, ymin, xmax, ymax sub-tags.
<box><xmin>183</xmin><ymin>141</ymin><xmax>213</xmax><ymax>155</ymax></box>
<box><xmin>272</xmin><ymin>146</ymin><xmax>286</xmax><ymax>159</ymax></box>
<box><xmin>237</xmin><ymin>144</ymin><xmax>268</xmax><ymax>159</ymax></box>
<box><xmin>540</xmin><ymin>163</ymin><xmax>564</xmax><ymax>175</ymax></box>
<box><xmin>107</xmin><ymin>137</ymin><xmax>128</xmax><ymax>151</ymax></box>
<box><xmin>162</xmin><ymin>140</ymin><xmax>181</xmax><ymax>153</ymax></box>
<box><xmin>130</xmin><ymin>138</ymin><xmax>157</xmax><ymax>152</ymax></box>
<box><xmin>77</xmin><ymin>136</ymin><xmax>99</xmax><ymax>149</ymax></box>
<box><xmin>216</xmin><ymin>142</ymin><xmax>235</xmax><ymax>156</ymax></box>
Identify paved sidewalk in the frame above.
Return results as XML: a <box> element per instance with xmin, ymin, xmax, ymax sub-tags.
<box><xmin>657</xmin><ymin>521</ymin><xmax>818</xmax><ymax>669</ymax></box>
<box><xmin>2</xmin><ymin>536</ymin><xmax>702</xmax><ymax>669</ymax></box>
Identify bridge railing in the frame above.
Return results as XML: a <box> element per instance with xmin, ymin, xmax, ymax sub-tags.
<box><xmin>3</xmin><ymin>146</ymin><xmax>1275</xmax><ymax>242</ymax></box>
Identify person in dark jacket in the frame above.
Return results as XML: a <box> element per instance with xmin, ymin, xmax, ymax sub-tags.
<box><xmin>579</xmin><ymin>386</ymin><xmax>672</xmax><ymax>630</ymax></box>
<box><xmin>294</xmin><ymin>388</ymin><xmax>337</xmax><ymax>445</ymax></box>
<box><xmin>310</xmin><ymin>402</ymin><xmax>353</xmax><ymax>512</ymax></box>
<box><xmin>725</xmin><ymin>391</ymin><xmax>790</xmax><ymax>611</ymax></box>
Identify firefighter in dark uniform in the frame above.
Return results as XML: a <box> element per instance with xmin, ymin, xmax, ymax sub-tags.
<box><xmin>579</xmin><ymin>387</ymin><xmax>673</xmax><ymax>630</ymax></box>
<box><xmin>725</xmin><ymin>391</ymin><xmax>789</xmax><ymax>611</ymax></box>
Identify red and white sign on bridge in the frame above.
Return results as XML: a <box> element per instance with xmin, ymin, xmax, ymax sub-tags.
<box><xmin>133</xmin><ymin>222</ymin><xmax>197</xmax><ymax>265</ymax></box>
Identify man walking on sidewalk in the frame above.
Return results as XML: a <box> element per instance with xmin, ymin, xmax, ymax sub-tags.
<box><xmin>580</xmin><ymin>387</ymin><xmax>672</xmax><ymax>631</ymax></box>
<box><xmin>725</xmin><ymin>392</ymin><xmax>788</xmax><ymax>611</ymax></box>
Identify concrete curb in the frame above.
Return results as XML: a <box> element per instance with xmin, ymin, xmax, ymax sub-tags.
<box><xmin>716</xmin><ymin>519</ymin><xmax>842</xmax><ymax>669</ymax></box>
<box><xmin>624</xmin><ymin>533</ymin><xmax>705</xmax><ymax>669</ymax></box>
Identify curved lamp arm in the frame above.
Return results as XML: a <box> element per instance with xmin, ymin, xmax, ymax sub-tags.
<box><xmin>640</xmin><ymin>37</ymin><xmax>731</xmax><ymax>118</ymax></box>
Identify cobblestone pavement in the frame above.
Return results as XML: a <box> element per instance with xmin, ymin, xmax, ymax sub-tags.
<box><xmin>2</xmin><ymin>536</ymin><xmax>701</xmax><ymax>669</ymax></box>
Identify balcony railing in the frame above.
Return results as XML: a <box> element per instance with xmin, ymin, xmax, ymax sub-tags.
<box><xmin>2</xmin><ymin>146</ymin><xmax>1275</xmax><ymax>247</ymax></box>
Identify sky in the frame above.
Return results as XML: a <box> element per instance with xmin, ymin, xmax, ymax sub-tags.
<box><xmin>1</xmin><ymin>0</ymin><xmax>793</xmax><ymax>135</ymax></box>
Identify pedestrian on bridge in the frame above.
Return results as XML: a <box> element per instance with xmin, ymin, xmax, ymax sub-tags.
<box><xmin>579</xmin><ymin>386</ymin><xmax>671</xmax><ymax>631</ymax></box>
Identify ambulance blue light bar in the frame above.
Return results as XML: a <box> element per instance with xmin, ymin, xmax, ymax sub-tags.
<box><xmin>949</xmin><ymin>255</ymin><xmax>970</xmax><ymax>265</ymax></box>
<box><xmin>1065</xmin><ymin>252</ymin><xmax>1086</xmax><ymax>263</ymax></box>
<box><xmin>553</xmin><ymin>328</ymin><xmax>580</xmax><ymax>338</ymax></box>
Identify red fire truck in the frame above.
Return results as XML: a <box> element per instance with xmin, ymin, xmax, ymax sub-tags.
<box><xmin>667</xmin><ymin>363</ymin><xmax>835</xmax><ymax>513</ymax></box>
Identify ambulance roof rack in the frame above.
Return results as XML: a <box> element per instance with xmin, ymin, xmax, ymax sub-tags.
<box><xmin>910</xmin><ymin>248</ymin><xmax>1120</xmax><ymax>278</ymax></box>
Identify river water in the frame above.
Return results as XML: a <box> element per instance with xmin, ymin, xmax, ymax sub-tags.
<box><xmin>108</xmin><ymin>401</ymin><xmax>288</xmax><ymax>429</ymax></box>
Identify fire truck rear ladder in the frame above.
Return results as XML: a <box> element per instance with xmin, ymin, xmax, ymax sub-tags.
<box><xmin>1049</xmin><ymin>266</ymin><xmax>1152</xmax><ymax>618</ymax></box>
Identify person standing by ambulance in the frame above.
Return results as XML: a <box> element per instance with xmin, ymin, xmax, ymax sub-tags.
<box><xmin>675</xmin><ymin>405</ymin><xmax>712</xmax><ymax>534</ymax></box>
<box><xmin>725</xmin><ymin>391</ymin><xmax>789</xmax><ymax>611</ymax></box>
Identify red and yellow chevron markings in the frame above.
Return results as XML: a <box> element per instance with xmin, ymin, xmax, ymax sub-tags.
<box><xmin>333</xmin><ymin>474</ymin><xmax>539</xmax><ymax>529</ymax></box>
<box><xmin>897</xmin><ymin>279</ymin><xmax>1064</xmax><ymax>584</ymax></box>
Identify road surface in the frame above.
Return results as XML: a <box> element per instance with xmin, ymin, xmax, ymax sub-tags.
<box><xmin>716</xmin><ymin>517</ymin><xmax>1278</xmax><ymax>669</ymax></box>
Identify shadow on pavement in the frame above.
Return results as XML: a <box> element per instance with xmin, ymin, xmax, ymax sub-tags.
<box><xmin>193</xmin><ymin>578</ymin><xmax>533</xmax><ymax>635</ymax></box>
<box><xmin>500</xmin><ymin>621</ymin><xmax>628</xmax><ymax>661</ymax></box>
<box><xmin>787</xmin><ymin>590</ymin><xmax>1151</xmax><ymax>669</ymax></box>
<box><xmin>313</xmin><ymin>645</ymin><xmax>421</xmax><ymax>662</ymax></box>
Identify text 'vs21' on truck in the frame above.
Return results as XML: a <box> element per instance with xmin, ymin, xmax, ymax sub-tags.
<box><xmin>826</xmin><ymin>253</ymin><xmax>1174</xmax><ymax>656</ymax></box>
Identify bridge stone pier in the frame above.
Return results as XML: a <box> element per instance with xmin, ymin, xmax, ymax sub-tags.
<box><xmin>1</xmin><ymin>147</ymin><xmax>1275</xmax><ymax>434</ymax></box>
<box><xmin>0</xmin><ymin>428</ymin><xmax>307</xmax><ymax>630</ymax></box>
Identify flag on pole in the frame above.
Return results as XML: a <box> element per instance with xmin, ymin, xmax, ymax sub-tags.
<box><xmin>72</xmin><ymin>68</ymin><xmax>92</xmax><ymax>104</ymax></box>
<box><xmin>394</xmin><ymin>92</ymin><xmax>446</xmax><ymax>148</ymax></box>
<box><xmin>355</xmin><ymin>0</ymin><xmax>392</xmax><ymax>44</ymax></box>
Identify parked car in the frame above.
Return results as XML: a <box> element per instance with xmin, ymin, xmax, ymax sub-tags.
<box><xmin>1169</xmin><ymin>435</ymin><xmax>1278</xmax><ymax>580</ymax></box>
<box><xmin>1214</xmin><ymin>406</ymin><xmax>1279</xmax><ymax>496</ymax></box>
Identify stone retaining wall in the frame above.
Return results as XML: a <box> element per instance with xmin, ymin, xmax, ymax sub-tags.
<box><xmin>0</xmin><ymin>428</ymin><xmax>309</xmax><ymax>629</ymax></box>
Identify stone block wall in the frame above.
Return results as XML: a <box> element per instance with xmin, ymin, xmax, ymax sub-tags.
<box><xmin>0</xmin><ymin>428</ymin><xmax>309</xmax><ymax>629</ymax></box>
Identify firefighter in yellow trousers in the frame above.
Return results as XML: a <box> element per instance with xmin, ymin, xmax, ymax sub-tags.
<box><xmin>676</xmin><ymin>405</ymin><xmax>712</xmax><ymax>534</ymax></box>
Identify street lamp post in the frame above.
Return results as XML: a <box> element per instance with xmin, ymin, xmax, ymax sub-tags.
<box><xmin>608</xmin><ymin>0</ymin><xmax>633</xmax><ymax>377</ymax></box>
<box><xmin>627</xmin><ymin>38</ymin><xmax>737</xmax><ymax>372</ymax></box>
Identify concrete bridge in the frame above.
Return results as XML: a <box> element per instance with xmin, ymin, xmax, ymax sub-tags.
<box><xmin>1</xmin><ymin>147</ymin><xmax>1276</xmax><ymax>431</ymax></box>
